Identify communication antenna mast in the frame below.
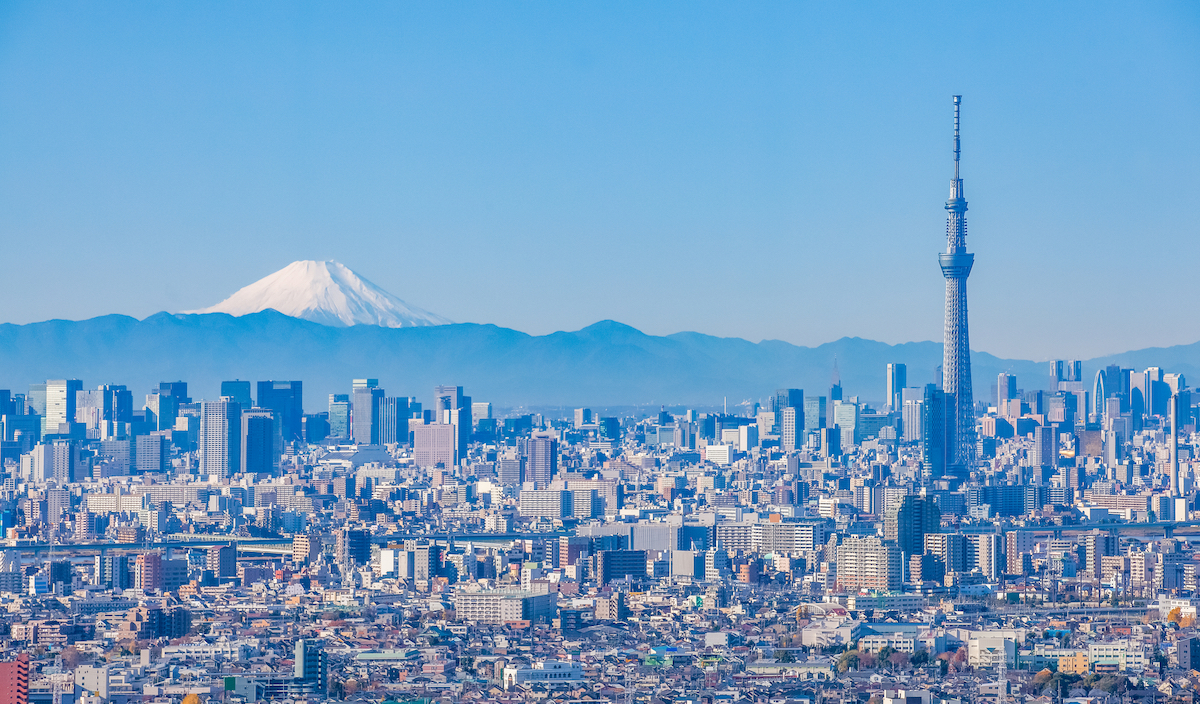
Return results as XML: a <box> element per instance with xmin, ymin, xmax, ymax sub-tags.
<box><xmin>997</xmin><ymin>648</ymin><xmax>1007</xmax><ymax>704</ymax></box>
<box><xmin>52</xmin><ymin>654</ymin><xmax>66</xmax><ymax>704</ymax></box>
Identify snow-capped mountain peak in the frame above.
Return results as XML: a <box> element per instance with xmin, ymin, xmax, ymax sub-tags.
<box><xmin>184</xmin><ymin>260</ymin><xmax>452</xmax><ymax>328</ymax></box>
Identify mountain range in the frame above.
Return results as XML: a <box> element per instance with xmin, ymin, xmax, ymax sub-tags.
<box><xmin>2</xmin><ymin>260</ymin><xmax>1199</xmax><ymax>408</ymax></box>
<box><xmin>2</xmin><ymin>310</ymin><xmax>1200</xmax><ymax>409</ymax></box>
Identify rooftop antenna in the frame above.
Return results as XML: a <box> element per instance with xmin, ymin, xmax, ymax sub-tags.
<box><xmin>953</xmin><ymin>95</ymin><xmax>961</xmax><ymax>181</ymax></box>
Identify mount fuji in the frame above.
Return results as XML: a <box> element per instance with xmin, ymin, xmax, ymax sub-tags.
<box><xmin>184</xmin><ymin>260</ymin><xmax>452</xmax><ymax>328</ymax></box>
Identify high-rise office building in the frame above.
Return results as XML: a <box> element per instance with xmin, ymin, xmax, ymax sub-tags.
<box><xmin>241</xmin><ymin>408</ymin><xmax>278</xmax><ymax>475</ymax></box>
<box><xmin>44</xmin><ymin>379</ymin><xmax>83</xmax><ymax>434</ymax></box>
<box><xmin>1031</xmin><ymin>424</ymin><xmax>1056</xmax><ymax>468</ymax></box>
<box><xmin>29</xmin><ymin>440</ymin><xmax>78</xmax><ymax>483</ymax></box>
<box><xmin>434</xmin><ymin>385</ymin><xmax>471</xmax><ymax>460</ymax></box>
<box><xmin>921</xmin><ymin>385</ymin><xmax>951</xmax><ymax>482</ymax></box>
<box><xmin>328</xmin><ymin>394</ymin><xmax>350</xmax><ymax>439</ymax></box>
<box><xmin>378</xmin><ymin>396</ymin><xmax>410</xmax><ymax>445</ymax></box>
<box><xmin>220</xmin><ymin>380</ymin><xmax>253</xmax><ymax>408</ymax></box>
<box><xmin>136</xmin><ymin>434</ymin><xmax>169</xmax><ymax>474</ymax></box>
<box><xmin>885</xmin><ymin>364</ymin><xmax>907</xmax><ymax>411</ymax></box>
<box><xmin>75</xmin><ymin>385</ymin><xmax>133</xmax><ymax>432</ymax></box>
<box><xmin>145</xmin><ymin>392</ymin><xmax>179</xmax><ymax>432</ymax></box>
<box><xmin>780</xmin><ymin>407</ymin><xmax>802</xmax><ymax>452</ymax></box>
<box><xmin>804</xmin><ymin>396</ymin><xmax>827</xmax><ymax>434</ymax></box>
<box><xmin>27</xmin><ymin>383</ymin><xmax>47</xmax><ymax>416</ymax></box>
<box><xmin>158</xmin><ymin>382</ymin><xmax>191</xmax><ymax>403</ymax></box>
<box><xmin>829</xmin><ymin>360</ymin><xmax>843</xmax><ymax>403</ymax></box>
<box><xmin>302</xmin><ymin>414</ymin><xmax>329</xmax><ymax>444</ymax></box>
<box><xmin>1049</xmin><ymin>360</ymin><xmax>1084</xmax><ymax>393</ymax></box>
<box><xmin>199</xmin><ymin>400</ymin><xmax>241</xmax><ymax>478</ymax></box>
<box><xmin>352</xmin><ymin>383</ymin><xmax>383</xmax><ymax>445</ymax></box>
<box><xmin>773</xmin><ymin>389</ymin><xmax>803</xmax><ymax>434</ymax></box>
<box><xmin>413</xmin><ymin>423</ymin><xmax>456</xmax><ymax>468</ymax></box>
<box><xmin>832</xmin><ymin>400</ymin><xmax>859</xmax><ymax>449</ymax></box>
<box><xmin>902</xmin><ymin>399</ymin><xmax>924</xmax><ymax>443</ymax></box>
<box><xmin>1171</xmin><ymin>392</ymin><xmax>1184</xmax><ymax>497</ymax></box>
<box><xmin>997</xmin><ymin>373</ymin><xmax>1017</xmax><ymax>405</ymax></box>
<box><xmin>256</xmin><ymin>381</ymin><xmax>303</xmax><ymax>442</ymax></box>
<box><xmin>526</xmin><ymin>432</ymin><xmax>558</xmax><ymax>487</ymax></box>
<box><xmin>939</xmin><ymin>96</ymin><xmax>976</xmax><ymax>474</ymax></box>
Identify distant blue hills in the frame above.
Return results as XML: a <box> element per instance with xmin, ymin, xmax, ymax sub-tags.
<box><xmin>0</xmin><ymin>310</ymin><xmax>1196</xmax><ymax>409</ymax></box>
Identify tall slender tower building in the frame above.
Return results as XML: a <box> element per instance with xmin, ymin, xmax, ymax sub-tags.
<box><xmin>940</xmin><ymin>95</ymin><xmax>975</xmax><ymax>475</ymax></box>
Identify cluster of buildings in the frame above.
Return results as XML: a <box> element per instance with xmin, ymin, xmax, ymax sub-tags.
<box><xmin>0</xmin><ymin>362</ymin><xmax>1197</xmax><ymax>704</ymax></box>
<box><xmin>1</xmin><ymin>99</ymin><xmax>1196</xmax><ymax>704</ymax></box>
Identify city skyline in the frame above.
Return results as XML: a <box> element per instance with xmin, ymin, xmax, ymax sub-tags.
<box><xmin>5</xmin><ymin>6</ymin><xmax>1200</xmax><ymax>703</ymax></box>
<box><xmin>0</xmin><ymin>4</ymin><xmax>1197</xmax><ymax>360</ymax></box>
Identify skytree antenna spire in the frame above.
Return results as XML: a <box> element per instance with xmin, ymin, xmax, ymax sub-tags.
<box><xmin>940</xmin><ymin>95</ymin><xmax>975</xmax><ymax>477</ymax></box>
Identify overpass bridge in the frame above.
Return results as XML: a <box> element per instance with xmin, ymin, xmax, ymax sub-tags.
<box><xmin>3</xmin><ymin>531</ymin><xmax>575</xmax><ymax>557</ymax></box>
<box><xmin>960</xmin><ymin>520</ymin><xmax>1200</xmax><ymax>539</ymax></box>
<box><xmin>370</xmin><ymin>531</ymin><xmax>573</xmax><ymax>545</ymax></box>
<box><xmin>3</xmin><ymin>537</ymin><xmax>292</xmax><ymax>556</ymax></box>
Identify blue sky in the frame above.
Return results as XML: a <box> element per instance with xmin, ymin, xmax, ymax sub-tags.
<box><xmin>0</xmin><ymin>2</ymin><xmax>1196</xmax><ymax>361</ymax></box>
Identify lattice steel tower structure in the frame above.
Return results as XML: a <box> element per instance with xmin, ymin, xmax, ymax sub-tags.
<box><xmin>940</xmin><ymin>95</ymin><xmax>975</xmax><ymax>475</ymax></box>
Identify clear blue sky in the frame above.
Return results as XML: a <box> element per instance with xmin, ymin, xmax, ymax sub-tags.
<box><xmin>0</xmin><ymin>2</ymin><xmax>1196</xmax><ymax>361</ymax></box>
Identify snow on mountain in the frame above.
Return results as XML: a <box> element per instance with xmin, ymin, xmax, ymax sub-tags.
<box><xmin>184</xmin><ymin>260</ymin><xmax>453</xmax><ymax>328</ymax></box>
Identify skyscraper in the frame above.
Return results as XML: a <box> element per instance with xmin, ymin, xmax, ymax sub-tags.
<box><xmin>997</xmin><ymin>373</ymin><xmax>1017</xmax><ymax>405</ymax></box>
<box><xmin>241</xmin><ymin>408</ymin><xmax>278</xmax><ymax>475</ymax></box>
<box><xmin>803</xmin><ymin>395</ymin><xmax>827</xmax><ymax>434</ymax></box>
<box><xmin>352</xmin><ymin>382</ymin><xmax>383</xmax><ymax>445</ymax></box>
<box><xmin>256</xmin><ymin>381</ymin><xmax>303</xmax><ymax>442</ymax></box>
<box><xmin>921</xmin><ymin>384</ymin><xmax>951</xmax><ymax>482</ymax></box>
<box><xmin>199</xmin><ymin>400</ymin><xmax>241</xmax><ymax>478</ymax></box>
<box><xmin>526</xmin><ymin>432</ymin><xmax>558</xmax><ymax>487</ymax></box>
<box><xmin>780</xmin><ymin>407</ymin><xmax>802</xmax><ymax>452</ymax></box>
<box><xmin>1031</xmin><ymin>424</ymin><xmax>1055</xmax><ymax>469</ymax></box>
<box><xmin>377</xmin><ymin>396</ymin><xmax>410</xmax><ymax>445</ymax></box>
<box><xmin>939</xmin><ymin>95</ymin><xmax>975</xmax><ymax>475</ymax></box>
<box><xmin>44</xmin><ymin>379</ymin><xmax>83</xmax><ymax>434</ymax></box>
<box><xmin>885</xmin><ymin>364</ymin><xmax>906</xmax><ymax>412</ymax></box>
<box><xmin>773</xmin><ymin>389</ymin><xmax>803</xmax><ymax>433</ymax></box>
<box><xmin>1170</xmin><ymin>392</ymin><xmax>1183</xmax><ymax>497</ymax></box>
<box><xmin>328</xmin><ymin>394</ymin><xmax>350</xmax><ymax>439</ymax></box>
<box><xmin>220</xmin><ymin>380</ymin><xmax>253</xmax><ymax>408</ymax></box>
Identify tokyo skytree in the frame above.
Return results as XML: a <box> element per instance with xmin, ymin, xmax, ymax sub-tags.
<box><xmin>939</xmin><ymin>95</ymin><xmax>975</xmax><ymax>474</ymax></box>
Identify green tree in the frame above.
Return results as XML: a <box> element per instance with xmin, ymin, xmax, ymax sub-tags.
<box><xmin>836</xmin><ymin>650</ymin><xmax>860</xmax><ymax>673</ymax></box>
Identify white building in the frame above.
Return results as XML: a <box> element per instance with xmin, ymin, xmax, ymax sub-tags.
<box><xmin>1088</xmin><ymin>641</ymin><xmax>1146</xmax><ymax>672</ymax></box>
<box><xmin>502</xmin><ymin>660</ymin><xmax>584</xmax><ymax>690</ymax></box>
<box><xmin>705</xmin><ymin>444</ymin><xmax>732</xmax><ymax>466</ymax></box>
